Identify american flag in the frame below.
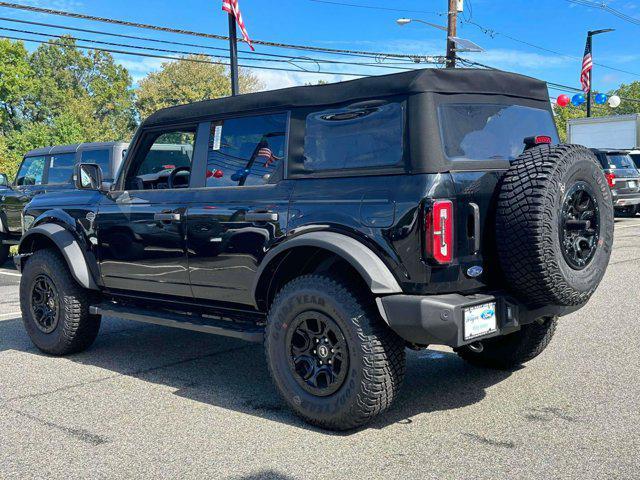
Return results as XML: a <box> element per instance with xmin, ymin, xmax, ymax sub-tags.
<box><xmin>222</xmin><ymin>0</ymin><xmax>254</xmax><ymax>51</ymax></box>
<box><xmin>581</xmin><ymin>37</ymin><xmax>593</xmax><ymax>93</ymax></box>
<box><xmin>258</xmin><ymin>147</ymin><xmax>280</xmax><ymax>167</ymax></box>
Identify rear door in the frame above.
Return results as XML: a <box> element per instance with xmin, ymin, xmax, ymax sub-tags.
<box><xmin>96</xmin><ymin>124</ymin><xmax>207</xmax><ymax>298</ymax></box>
<box><xmin>186</xmin><ymin>113</ymin><xmax>291</xmax><ymax>306</ymax></box>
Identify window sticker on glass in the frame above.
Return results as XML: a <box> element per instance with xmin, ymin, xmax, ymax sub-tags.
<box><xmin>212</xmin><ymin>125</ymin><xmax>222</xmax><ymax>151</ymax></box>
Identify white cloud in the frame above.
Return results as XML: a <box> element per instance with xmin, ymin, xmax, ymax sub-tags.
<box><xmin>113</xmin><ymin>57</ymin><xmax>166</xmax><ymax>84</ymax></box>
<box><xmin>465</xmin><ymin>49</ymin><xmax>565</xmax><ymax>70</ymax></box>
<box><xmin>253</xmin><ymin>69</ymin><xmax>349</xmax><ymax>91</ymax></box>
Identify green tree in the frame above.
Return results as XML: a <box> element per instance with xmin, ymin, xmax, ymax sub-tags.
<box><xmin>136</xmin><ymin>54</ymin><xmax>264</xmax><ymax>120</ymax></box>
<box><xmin>0</xmin><ymin>37</ymin><xmax>136</xmax><ymax>179</ymax></box>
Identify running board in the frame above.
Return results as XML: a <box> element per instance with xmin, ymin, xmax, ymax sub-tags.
<box><xmin>90</xmin><ymin>303</ymin><xmax>264</xmax><ymax>342</ymax></box>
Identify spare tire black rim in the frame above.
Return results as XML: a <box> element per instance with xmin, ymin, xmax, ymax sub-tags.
<box><xmin>30</xmin><ymin>274</ymin><xmax>60</xmax><ymax>333</ymax></box>
<box><xmin>286</xmin><ymin>311</ymin><xmax>349</xmax><ymax>397</ymax></box>
<box><xmin>559</xmin><ymin>181</ymin><xmax>601</xmax><ymax>270</ymax></box>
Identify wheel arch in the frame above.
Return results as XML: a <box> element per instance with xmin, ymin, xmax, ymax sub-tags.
<box><xmin>18</xmin><ymin>223</ymin><xmax>100</xmax><ymax>290</ymax></box>
<box><xmin>252</xmin><ymin>231</ymin><xmax>402</xmax><ymax>311</ymax></box>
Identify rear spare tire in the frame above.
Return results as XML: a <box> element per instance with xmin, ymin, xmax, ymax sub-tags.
<box><xmin>496</xmin><ymin>144</ymin><xmax>614</xmax><ymax>307</ymax></box>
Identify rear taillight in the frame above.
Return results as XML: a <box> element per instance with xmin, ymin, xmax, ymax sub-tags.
<box><xmin>425</xmin><ymin>200</ymin><xmax>454</xmax><ymax>264</ymax></box>
<box><xmin>605</xmin><ymin>172</ymin><xmax>616</xmax><ymax>188</ymax></box>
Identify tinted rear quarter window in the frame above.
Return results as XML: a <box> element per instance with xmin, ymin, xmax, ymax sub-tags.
<box><xmin>302</xmin><ymin>102</ymin><xmax>404</xmax><ymax>172</ymax></box>
<box><xmin>439</xmin><ymin>104</ymin><xmax>559</xmax><ymax>161</ymax></box>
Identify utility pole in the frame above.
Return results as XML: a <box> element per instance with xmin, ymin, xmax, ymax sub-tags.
<box><xmin>228</xmin><ymin>13</ymin><xmax>239</xmax><ymax>96</ymax></box>
<box><xmin>446</xmin><ymin>0</ymin><xmax>459</xmax><ymax>68</ymax></box>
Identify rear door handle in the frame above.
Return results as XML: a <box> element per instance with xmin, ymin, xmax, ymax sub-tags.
<box><xmin>154</xmin><ymin>212</ymin><xmax>181</xmax><ymax>222</ymax></box>
<box><xmin>246</xmin><ymin>211</ymin><xmax>278</xmax><ymax>222</ymax></box>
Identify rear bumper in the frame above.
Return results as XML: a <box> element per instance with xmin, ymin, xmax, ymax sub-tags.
<box><xmin>377</xmin><ymin>292</ymin><xmax>578</xmax><ymax>348</ymax></box>
<box><xmin>612</xmin><ymin>191</ymin><xmax>640</xmax><ymax>207</ymax></box>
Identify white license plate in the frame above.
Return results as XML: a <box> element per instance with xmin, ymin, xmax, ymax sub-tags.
<box><xmin>464</xmin><ymin>302</ymin><xmax>498</xmax><ymax>341</ymax></box>
<box><xmin>628</xmin><ymin>181</ymin><xmax>637</xmax><ymax>189</ymax></box>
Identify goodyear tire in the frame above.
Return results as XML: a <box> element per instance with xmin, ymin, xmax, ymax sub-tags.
<box><xmin>496</xmin><ymin>144</ymin><xmax>614</xmax><ymax>307</ymax></box>
<box><xmin>265</xmin><ymin>275</ymin><xmax>406</xmax><ymax>431</ymax></box>
<box><xmin>20</xmin><ymin>249</ymin><xmax>101</xmax><ymax>355</ymax></box>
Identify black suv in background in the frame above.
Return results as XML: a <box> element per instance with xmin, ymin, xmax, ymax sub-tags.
<box><xmin>0</xmin><ymin>142</ymin><xmax>128</xmax><ymax>265</ymax></box>
<box><xmin>591</xmin><ymin>148</ymin><xmax>640</xmax><ymax>217</ymax></box>
<box><xmin>16</xmin><ymin>69</ymin><xmax>614</xmax><ymax>430</ymax></box>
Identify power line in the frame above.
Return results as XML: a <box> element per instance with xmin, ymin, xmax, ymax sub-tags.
<box><xmin>566</xmin><ymin>0</ymin><xmax>640</xmax><ymax>27</ymax></box>
<box><xmin>461</xmin><ymin>18</ymin><xmax>640</xmax><ymax>78</ymax></box>
<box><xmin>0</xmin><ymin>24</ymin><xmax>427</xmax><ymax>73</ymax></box>
<box><xmin>0</xmin><ymin>16</ymin><xmax>434</xmax><ymax>69</ymax></box>
<box><xmin>0</xmin><ymin>1</ymin><xmax>442</xmax><ymax>62</ymax></box>
<box><xmin>307</xmin><ymin>0</ymin><xmax>446</xmax><ymax>16</ymax></box>
<box><xmin>0</xmin><ymin>33</ymin><xmax>371</xmax><ymax>77</ymax></box>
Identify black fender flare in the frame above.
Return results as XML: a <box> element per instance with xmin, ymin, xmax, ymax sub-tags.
<box><xmin>252</xmin><ymin>231</ymin><xmax>402</xmax><ymax>305</ymax></box>
<box><xmin>19</xmin><ymin>223</ymin><xmax>99</xmax><ymax>290</ymax></box>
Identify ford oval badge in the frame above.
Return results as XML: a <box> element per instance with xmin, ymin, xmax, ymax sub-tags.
<box><xmin>467</xmin><ymin>266</ymin><xmax>483</xmax><ymax>278</ymax></box>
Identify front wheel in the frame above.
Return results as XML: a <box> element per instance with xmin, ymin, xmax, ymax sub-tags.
<box><xmin>265</xmin><ymin>275</ymin><xmax>406</xmax><ymax>430</ymax></box>
<box><xmin>455</xmin><ymin>317</ymin><xmax>558</xmax><ymax>369</ymax></box>
<box><xmin>20</xmin><ymin>249</ymin><xmax>101</xmax><ymax>355</ymax></box>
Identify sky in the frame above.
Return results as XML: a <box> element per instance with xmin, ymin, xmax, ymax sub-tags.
<box><xmin>2</xmin><ymin>0</ymin><xmax>640</xmax><ymax>99</ymax></box>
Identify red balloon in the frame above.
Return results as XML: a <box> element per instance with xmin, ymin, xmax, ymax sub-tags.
<box><xmin>557</xmin><ymin>94</ymin><xmax>570</xmax><ymax>107</ymax></box>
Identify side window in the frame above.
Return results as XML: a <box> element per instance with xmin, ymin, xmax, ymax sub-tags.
<box><xmin>47</xmin><ymin>153</ymin><xmax>77</xmax><ymax>184</ymax></box>
<box><xmin>303</xmin><ymin>102</ymin><xmax>404</xmax><ymax>172</ymax></box>
<box><xmin>15</xmin><ymin>156</ymin><xmax>46</xmax><ymax>186</ymax></box>
<box><xmin>125</xmin><ymin>128</ymin><xmax>197</xmax><ymax>190</ymax></box>
<box><xmin>206</xmin><ymin>113</ymin><xmax>287</xmax><ymax>187</ymax></box>
<box><xmin>81</xmin><ymin>149</ymin><xmax>112</xmax><ymax>180</ymax></box>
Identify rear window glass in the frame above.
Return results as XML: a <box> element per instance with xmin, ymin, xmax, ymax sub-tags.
<box><xmin>303</xmin><ymin>102</ymin><xmax>404</xmax><ymax>171</ymax></box>
<box><xmin>439</xmin><ymin>104</ymin><xmax>559</xmax><ymax>161</ymax></box>
<box><xmin>47</xmin><ymin>153</ymin><xmax>76</xmax><ymax>184</ymax></box>
<box><xmin>81</xmin><ymin>149</ymin><xmax>112</xmax><ymax>180</ymax></box>
<box><xmin>630</xmin><ymin>153</ymin><xmax>640</xmax><ymax>169</ymax></box>
<box><xmin>606</xmin><ymin>154</ymin><xmax>636</xmax><ymax>169</ymax></box>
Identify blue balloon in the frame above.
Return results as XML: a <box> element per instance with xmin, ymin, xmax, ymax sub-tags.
<box><xmin>571</xmin><ymin>93</ymin><xmax>586</xmax><ymax>106</ymax></box>
<box><xmin>595</xmin><ymin>93</ymin><xmax>608</xmax><ymax>105</ymax></box>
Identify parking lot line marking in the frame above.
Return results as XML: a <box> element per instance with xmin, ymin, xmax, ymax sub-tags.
<box><xmin>0</xmin><ymin>270</ymin><xmax>20</xmax><ymax>277</ymax></box>
<box><xmin>0</xmin><ymin>312</ymin><xmax>21</xmax><ymax>320</ymax></box>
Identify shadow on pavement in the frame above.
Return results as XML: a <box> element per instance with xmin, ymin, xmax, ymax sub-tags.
<box><xmin>0</xmin><ymin>316</ymin><xmax>513</xmax><ymax>435</ymax></box>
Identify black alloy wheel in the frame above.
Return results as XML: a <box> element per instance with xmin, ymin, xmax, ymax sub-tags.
<box><xmin>559</xmin><ymin>182</ymin><xmax>601</xmax><ymax>270</ymax></box>
<box><xmin>286</xmin><ymin>311</ymin><xmax>349</xmax><ymax>397</ymax></box>
<box><xmin>30</xmin><ymin>274</ymin><xmax>60</xmax><ymax>334</ymax></box>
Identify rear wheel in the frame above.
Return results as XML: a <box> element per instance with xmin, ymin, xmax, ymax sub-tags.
<box><xmin>455</xmin><ymin>317</ymin><xmax>557</xmax><ymax>369</ymax></box>
<box><xmin>20</xmin><ymin>249</ymin><xmax>101</xmax><ymax>355</ymax></box>
<box><xmin>265</xmin><ymin>275</ymin><xmax>406</xmax><ymax>430</ymax></box>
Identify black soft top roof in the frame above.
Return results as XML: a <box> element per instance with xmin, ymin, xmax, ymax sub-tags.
<box><xmin>144</xmin><ymin>68</ymin><xmax>549</xmax><ymax>127</ymax></box>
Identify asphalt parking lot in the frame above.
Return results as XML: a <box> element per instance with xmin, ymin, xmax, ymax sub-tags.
<box><xmin>1</xmin><ymin>219</ymin><xmax>640</xmax><ymax>480</ymax></box>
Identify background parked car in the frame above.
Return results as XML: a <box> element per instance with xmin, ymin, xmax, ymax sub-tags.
<box><xmin>630</xmin><ymin>149</ymin><xmax>640</xmax><ymax>170</ymax></box>
<box><xmin>0</xmin><ymin>142</ymin><xmax>128</xmax><ymax>265</ymax></box>
<box><xmin>591</xmin><ymin>148</ymin><xmax>640</xmax><ymax>217</ymax></box>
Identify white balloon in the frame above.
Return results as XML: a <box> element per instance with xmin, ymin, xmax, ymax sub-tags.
<box><xmin>608</xmin><ymin>95</ymin><xmax>621</xmax><ymax>108</ymax></box>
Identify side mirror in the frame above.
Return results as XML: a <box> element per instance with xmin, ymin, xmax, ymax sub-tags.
<box><xmin>0</xmin><ymin>173</ymin><xmax>9</xmax><ymax>188</ymax></box>
<box><xmin>75</xmin><ymin>163</ymin><xmax>104</xmax><ymax>191</ymax></box>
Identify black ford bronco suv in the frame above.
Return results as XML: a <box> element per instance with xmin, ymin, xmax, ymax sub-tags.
<box><xmin>0</xmin><ymin>142</ymin><xmax>127</xmax><ymax>265</ymax></box>
<box><xmin>16</xmin><ymin>69</ymin><xmax>614</xmax><ymax>430</ymax></box>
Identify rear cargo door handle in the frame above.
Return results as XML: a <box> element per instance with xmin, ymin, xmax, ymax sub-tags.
<box><xmin>154</xmin><ymin>212</ymin><xmax>181</xmax><ymax>222</ymax></box>
<box><xmin>246</xmin><ymin>211</ymin><xmax>278</xmax><ymax>222</ymax></box>
<box><xmin>469</xmin><ymin>202</ymin><xmax>481</xmax><ymax>254</ymax></box>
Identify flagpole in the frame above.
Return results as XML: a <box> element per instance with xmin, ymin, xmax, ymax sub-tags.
<box><xmin>228</xmin><ymin>13</ymin><xmax>239</xmax><ymax>96</ymax></box>
<box><xmin>586</xmin><ymin>33</ymin><xmax>593</xmax><ymax>118</ymax></box>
